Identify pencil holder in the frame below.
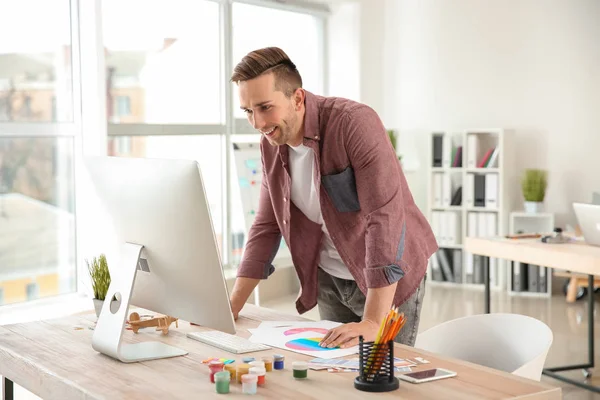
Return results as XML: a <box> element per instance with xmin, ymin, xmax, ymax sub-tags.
<box><xmin>354</xmin><ymin>336</ymin><xmax>399</xmax><ymax>392</ymax></box>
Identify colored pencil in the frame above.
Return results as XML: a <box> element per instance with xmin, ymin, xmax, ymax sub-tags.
<box><xmin>364</xmin><ymin>306</ymin><xmax>406</xmax><ymax>376</ymax></box>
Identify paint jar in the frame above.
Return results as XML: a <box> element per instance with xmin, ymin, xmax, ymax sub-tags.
<box><xmin>273</xmin><ymin>354</ymin><xmax>285</xmax><ymax>370</ymax></box>
<box><xmin>241</xmin><ymin>374</ymin><xmax>258</xmax><ymax>395</ymax></box>
<box><xmin>214</xmin><ymin>371</ymin><xmax>230</xmax><ymax>394</ymax></box>
<box><xmin>261</xmin><ymin>356</ymin><xmax>273</xmax><ymax>372</ymax></box>
<box><xmin>208</xmin><ymin>360</ymin><xmax>224</xmax><ymax>383</ymax></box>
<box><xmin>249</xmin><ymin>360</ymin><xmax>265</xmax><ymax>369</ymax></box>
<box><xmin>249</xmin><ymin>366</ymin><xmax>266</xmax><ymax>386</ymax></box>
<box><xmin>224</xmin><ymin>364</ymin><xmax>236</xmax><ymax>381</ymax></box>
<box><xmin>292</xmin><ymin>361</ymin><xmax>308</xmax><ymax>379</ymax></box>
<box><xmin>237</xmin><ymin>363</ymin><xmax>251</xmax><ymax>383</ymax></box>
<box><xmin>242</xmin><ymin>356</ymin><xmax>255</xmax><ymax>363</ymax></box>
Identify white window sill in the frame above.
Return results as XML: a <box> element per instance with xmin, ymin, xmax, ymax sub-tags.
<box><xmin>0</xmin><ymin>259</ymin><xmax>295</xmax><ymax>326</ymax></box>
<box><xmin>0</xmin><ymin>293</ymin><xmax>94</xmax><ymax>326</ymax></box>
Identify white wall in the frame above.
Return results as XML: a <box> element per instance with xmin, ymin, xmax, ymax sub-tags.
<box><xmin>382</xmin><ymin>0</ymin><xmax>600</xmax><ymax>226</ymax></box>
<box><xmin>327</xmin><ymin>1</ymin><xmax>361</xmax><ymax>100</ymax></box>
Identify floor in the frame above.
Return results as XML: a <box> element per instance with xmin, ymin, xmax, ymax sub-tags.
<box><xmin>262</xmin><ymin>284</ymin><xmax>600</xmax><ymax>400</ymax></box>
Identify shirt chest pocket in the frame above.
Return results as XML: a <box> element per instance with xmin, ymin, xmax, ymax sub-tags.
<box><xmin>321</xmin><ymin>166</ymin><xmax>361</xmax><ymax>213</ymax></box>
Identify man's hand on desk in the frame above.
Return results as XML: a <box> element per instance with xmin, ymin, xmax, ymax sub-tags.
<box><xmin>230</xmin><ymin>297</ymin><xmax>242</xmax><ymax>321</ymax></box>
<box><xmin>319</xmin><ymin>319</ymin><xmax>379</xmax><ymax>349</ymax></box>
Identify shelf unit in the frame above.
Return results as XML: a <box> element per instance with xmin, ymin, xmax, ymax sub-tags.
<box><xmin>507</xmin><ymin>212</ymin><xmax>555</xmax><ymax>298</ymax></box>
<box><xmin>427</xmin><ymin>129</ymin><xmax>517</xmax><ymax>291</ymax></box>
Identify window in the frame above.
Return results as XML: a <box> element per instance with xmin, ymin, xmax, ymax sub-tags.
<box><xmin>107</xmin><ymin>135</ymin><xmax>226</xmax><ymax>255</ymax></box>
<box><xmin>0</xmin><ymin>0</ymin><xmax>73</xmax><ymax>122</ymax></box>
<box><xmin>0</xmin><ymin>0</ymin><xmax>78</xmax><ymax>309</ymax></box>
<box><xmin>102</xmin><ymin>0</ymin><xmax>326</xmax><ymax>269</ymax></box>
<box><xmin>229</xmin><ymin>4</ymin><xmax>324</xmax><ymax>263</ymax></box>
<box><xmin>103</xmin><ymin>0</ymin><xmax>221</xmax><ymax>124</ymax></box>
<box><xmin>232</xmin><ymin>3</ymin><xmax>324</xmax><ymax>119</ymax></box>
<box><xmin>0</xmin><ymin>137</ymin><xmax>76</xmax><ymax>306</ymax></box>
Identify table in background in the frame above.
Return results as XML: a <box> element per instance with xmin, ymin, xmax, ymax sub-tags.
<box><xmin>466</xmin><ymin>236</ymin><xmax>600</xmax><ymax>394</ymax></box>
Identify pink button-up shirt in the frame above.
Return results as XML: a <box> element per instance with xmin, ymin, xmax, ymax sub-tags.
<box><xmin>237</xmin><ymin>91</ymin><xmax>438</xmax><ymax>314</ymax></box>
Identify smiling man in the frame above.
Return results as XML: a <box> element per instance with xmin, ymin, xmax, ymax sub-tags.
<box><xmin>228</xmin><ymin>47</ymin><xmax>437</xmax><ymax>348</ymax></box>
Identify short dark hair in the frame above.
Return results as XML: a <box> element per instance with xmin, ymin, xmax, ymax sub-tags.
<box><xmin>230</xmin><ymin>47</ymin><xmax>303</xmax><ymax>97</ymax></box>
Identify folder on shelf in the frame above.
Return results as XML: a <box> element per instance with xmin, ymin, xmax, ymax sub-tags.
<box><xmin>451</xmin><ymin>186</ymin><xmax>462</xmax><ymax>206</ymax></box>
<box><xmin>485</xmin><ymin>174</ymin><xmax>498</xmax><ymax>210</ymax></box>
<box><xmin>433</xmin><ymin>173</ymin><xmax>443</xmax><ymax>208</ymax></box>
<box><xmin>430</xmin><ymin>252</ymin><xmax>443</xmax><ymax>281</ymax></box>
<box><xmin>442</xmin><ymin>135</ymin><xmax>452</xmax><ymax>168</ymax></box>
<box><xmin>465</xmin><ymin>174</ymin><xmax>475</xmax><ymax>208</ymax></box>
<box><xmin>477</xmin><ymin>213</ymin><xmax>487</xmax><ymax>238</ymax></box>
<box><xmin>453</xmin><ymin>249</ymin><xmax>463</xmax><ymax>283</ymax></box>
<box><xmin>539</xmin><ymin>267</ymin><xmax>547</xmax><ymax>293</ymax></box>
<box><xmin>437</xmin><ymin>249</ymin><xmax>454</xmax><ymax>282</ymax></box>
<box><xmin>465</xmin><ymin>252</ymin><xmax>474</xmax><ymax>284</ymax></box>
<box><xmin>512</xmin><ymin>262</ymin><xmax>527</xmax><ymax>292</ymax></box>
<box><xmin>448</xmin><ymin>212</ymin><xmax>460</xmax><ymax>245</ymax></box>
<box><xmin>528</xmin><ymin>264</ymin><xmax>540</xmax><ymax>292</ymax></box>
<box><xmin>442</xmin><ymin>173</ymin><xmax>452</xmax><ymax>207</ymax></box>
<box><xmin>474</xmin><ymin>175</ymin><xmax>486</xmax><ymax>207</ymax></box>
<box><xmin>466</xmin><ymin>135</ymin><xmax>478</xmax><ymax>168</ymax></box>
<box><xmin>485</xmin><ymin>213</ymin><xmax>498</xmax><ymax>286</ymax></box>
<box><xmin>473</xmin><ymin>255</ymin><xmax>482</xmax><ymax>284</ymax></box>
<box><xmin>431</xmin><ymin>211</ymin><xmax>441</xmax><ymax>244</ymax></box>
<box><xmin>432</xmin><ymin>135</ymin><xmax>443</xmax><ymax>167</ymax></box>
<box><xmin>468</xmin><ymin>212</ymin><xmax>478</xmax><ymax>237</ymax></box>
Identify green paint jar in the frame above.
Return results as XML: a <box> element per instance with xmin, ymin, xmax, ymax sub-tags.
<box><xmin>292</xmin><ymin>361</ymin><xmax>308</xmax><ymax>379</ymax></box>
<box><xmin>214</xmin><ymin>371</ymin><xmax>230</xmax><ymax>394</ymax></box>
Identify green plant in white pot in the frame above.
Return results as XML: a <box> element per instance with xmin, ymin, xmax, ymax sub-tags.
<box><xmin>521</xmin><ymin>169</ymin><xmax>547</xmax><ymax>213</ymax></box>
<box><xmin>87</xmin><ymin>254</ymin><xmax>111</xmax><ymax>317</ymax></box>
<box><xmin>387</xmin><ymin>129</ymin><xmax>403</xmax><ymax>163</ymax></box>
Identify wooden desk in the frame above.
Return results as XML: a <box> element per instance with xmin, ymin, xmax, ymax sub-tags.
<box><xmin>0</xmin><ymin>304</ymin><xmax>560</xmax><ymax>399</ymax></box>
<box><xmin>465</xmin><ymin>236</ymin><xmax>600</xmax><ymax>394</ymax></box>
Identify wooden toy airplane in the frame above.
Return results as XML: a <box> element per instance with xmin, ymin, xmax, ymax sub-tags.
<box><xmin>128</xmin><ymin>312</ymin><xmax>178</xmax><ymax>335</ymax></box>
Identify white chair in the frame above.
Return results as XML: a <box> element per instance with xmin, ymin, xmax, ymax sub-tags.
<box><xmin>415</xmin><ymin>313</ymin><xmax>553</xmax><ymax>381</ymax></box>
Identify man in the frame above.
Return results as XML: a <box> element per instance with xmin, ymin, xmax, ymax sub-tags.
<box><xmin>228</xmin><ymin>47</ymin><xmax>437</xmax><ymax>348</ymax></box>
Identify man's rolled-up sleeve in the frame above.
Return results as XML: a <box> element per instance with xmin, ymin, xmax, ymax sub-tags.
<box><xmin>344</xmin><ymin>107</ymin><xmax>408</xmax><ymax>288</ymax></box>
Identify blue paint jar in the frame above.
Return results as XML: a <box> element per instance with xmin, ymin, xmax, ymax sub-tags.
<box><xmin>273</xmin><ymin>354</ymin><xmax>285</xmax><ymax>370</ymax></box>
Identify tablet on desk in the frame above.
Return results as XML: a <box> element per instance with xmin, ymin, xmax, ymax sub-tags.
<box><xmin>397</xmin><ymin>368</ymin><xmax>457</xmax><ymax>384</ymax></box>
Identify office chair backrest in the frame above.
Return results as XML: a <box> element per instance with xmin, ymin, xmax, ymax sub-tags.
<box><xmin>415</xmin><ymin>313</ymin><xmax>553</xmax><ymax>381</ymax></box>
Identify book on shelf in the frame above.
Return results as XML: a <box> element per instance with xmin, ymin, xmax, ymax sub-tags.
<box><xmin>451</xmin><ymin>146</ymin><xmax>463</xmax><ymax>167</ymax></box>
<box><xmin>467</xmin><ymin>135</ymin><xmax>500</xmax><ymax>168</ymax></box>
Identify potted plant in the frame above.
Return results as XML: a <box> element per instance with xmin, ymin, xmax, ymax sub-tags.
<box><xmin>521</xmin><ymin>169</ymin><xmax>547</xmax><ymax>213</ymax></box>
<box><xmin>87</xmin><ymin>254</ymin><xmax>111</xmax><ymax>317</ymax></box>
<box><xmin>387</xmin><ymin>129</ymin><xmax>403</xmax><ymax>163</ymax></box>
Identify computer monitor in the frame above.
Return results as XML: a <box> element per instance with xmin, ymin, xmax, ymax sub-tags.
<box><xmin>85</xmin><ymin>156</ymin><xmax>236</xmax><ymax>363</ymax></box>
<box><xmin>573</xmin><ymin>202</ymin><xmax>600</xmax><ymax>247</ymax></box>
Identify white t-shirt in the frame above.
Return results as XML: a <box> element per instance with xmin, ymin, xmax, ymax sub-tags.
<box><xmin>288</xmin><ymin>143</ymin><xmax>354</xmax><ymax>280</ymax></box>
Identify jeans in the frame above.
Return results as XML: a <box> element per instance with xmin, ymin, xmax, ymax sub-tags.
<box><xmin>316</xmin><ymin>267</ymin><xmax>426</xmax><ymax>346</ymax></box>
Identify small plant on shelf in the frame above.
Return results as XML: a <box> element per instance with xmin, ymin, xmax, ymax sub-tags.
<box><xmin>387</xmin><ymin>129</ymin><xmax>403</xmax><ymax>162</ymax></box>
<box><xmin>521</xmin><ymin>169</ymin><xmax>547</xmax><ymax>213</ymax></box>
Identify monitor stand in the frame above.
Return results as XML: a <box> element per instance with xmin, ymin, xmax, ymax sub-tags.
<box><xmin>91</xmin><ymin>242</ymin><xmax>188</xmax><ymax>363</ymax></box>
